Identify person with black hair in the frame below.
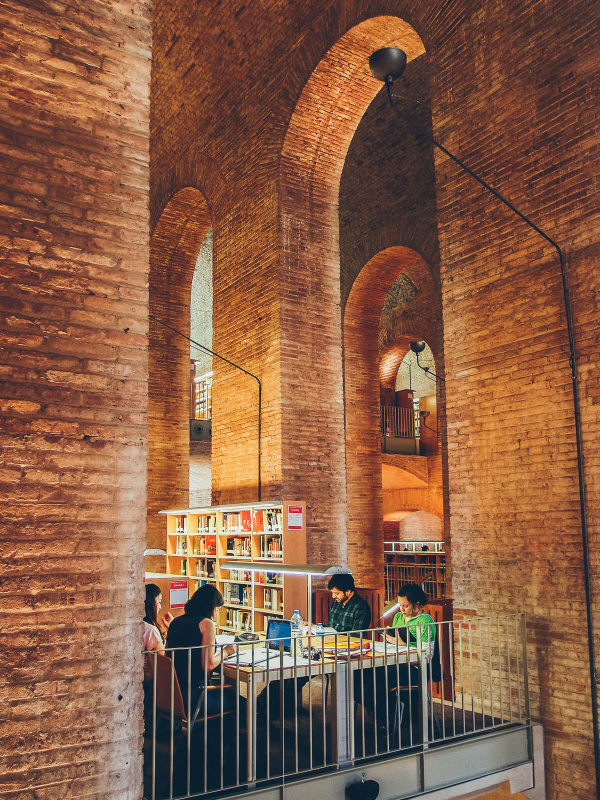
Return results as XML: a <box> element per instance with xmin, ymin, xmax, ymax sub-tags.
<box><xmin>166</xmin><ymin>584</ymin><xmax>238</xmax><ymax>715</ymax></box>
<box><xmin>365</xmin><ymin>583</ymin><xmax>436</xmax><ymax>734</ymax></box>
<box><xmin>143</xmin><ymin>583</ymin><xmax>173</xmax><ymax>683</ymax></box>
<box><xmin>327</xmin><ymin>573</ymin><xmax>372</xmax><ymax>632</ymax></box>
<box><xmin>386</xmin><ymin>582</ymin><xmax>435</xmax><ymax>653</ymax></box>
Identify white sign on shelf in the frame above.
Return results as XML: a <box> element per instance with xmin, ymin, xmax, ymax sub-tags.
<box><xmin>287</xmin><ymin>504</ymin><xmax>303</xmax><ymax>531</ymax></box>
<box><xmin>170</xmin><ymin>579</ymin><xmax>188</xmax><ymax>609</ymax></box>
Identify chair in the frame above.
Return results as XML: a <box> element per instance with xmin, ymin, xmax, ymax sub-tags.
<box><xmin>389</xmin><ymin>638</ymin><xmax>443</xmax><ymax>744</ymax></box>
<box><xmin>153</xmin><ymin>653</ymin><xmax>234</xmax><ymax>732</ymax></box>
<box><xmin>151</xmin><ymin>654</ymin><xmax>238</xmax><ymax>795</ymax></box>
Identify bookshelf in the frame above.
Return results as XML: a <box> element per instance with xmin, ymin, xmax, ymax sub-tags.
<box><xmin>383</xmin><ymin>540</ymin><xmax>446</xmax><ymax>601</ymax></box>
<box><xmin>156</xmin><ymin>500</ymin><xmax>306</xmax><ymax>634</ymax></box>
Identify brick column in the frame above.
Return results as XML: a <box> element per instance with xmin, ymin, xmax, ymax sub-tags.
<box><xmin>0</xmin><ymin>2</ymin><xmax>151</xmax><ymax>798</ymax></box>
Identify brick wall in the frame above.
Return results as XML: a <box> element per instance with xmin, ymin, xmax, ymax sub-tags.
<box><xmin>147</xmin><ymin>1</ymin><xmax>599</xmax><ymax>798</ymax></box>
<box><xmin>0</xmin><ymin>1</ymin><xmax>151</xmax><ymax>797</ymax></box>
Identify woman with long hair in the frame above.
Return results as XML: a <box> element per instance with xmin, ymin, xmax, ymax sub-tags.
<box><xmin>166</xmin><ymin>584</ymin><xmax>238</xmax><ymax>715</ymax></box>
<box><xmin>142</xmin><ymin>583</ymin><xmax>173</xmax><ymax>682</ymax></box>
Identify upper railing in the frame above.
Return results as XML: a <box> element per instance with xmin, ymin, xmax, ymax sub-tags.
<box><xmin>143</xmin><ymin>614</ymin><xmax>529</xmax><ymax>800</ymax></box>
<box><xmin>381</xmin><ymin>405</ymin><xmax>416</xmax><ymax>439</ymax></box>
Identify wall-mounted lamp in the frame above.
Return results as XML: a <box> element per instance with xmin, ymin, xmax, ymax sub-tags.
<box><xmin>409</xmin><ymin>340</ymin><xmax>445</xmax><ymax>383</ymax></box>
<box><xmin>369</xmin><ymin>46</ymin><xmax>597</xmax><ymax>777</ymax></box>
<box><xmin>144</xmin><ymin>548</ymin><xmax>167</xmax><ymax>557</ymax></box>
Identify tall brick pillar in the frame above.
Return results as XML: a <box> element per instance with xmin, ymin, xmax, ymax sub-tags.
<box><xmin>0</xmin><ymin>2</ymin><xmax>151</xmax><ymax>798</ymax></box>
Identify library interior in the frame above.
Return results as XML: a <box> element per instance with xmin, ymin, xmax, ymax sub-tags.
<box><xmin>1</xmin><ymin>2</ymin><xmax>599</xmax><ymax>800</ymax></box>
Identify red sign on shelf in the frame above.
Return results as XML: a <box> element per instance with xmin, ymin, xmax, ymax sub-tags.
<box><xmin>170</xmin><ymin>580</ymin><xmax>188</xmax><ymax>609</ymax></box>
<box><xmin>287</xmin><ymin>505</ymin><xmax>303</xmax><ymax>531</ymax></box>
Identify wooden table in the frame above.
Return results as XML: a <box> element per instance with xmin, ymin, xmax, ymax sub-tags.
<box><xmin>223</xmin><ymin>636</ymin><xmax>426</xmax><ymax>783</ymax></box>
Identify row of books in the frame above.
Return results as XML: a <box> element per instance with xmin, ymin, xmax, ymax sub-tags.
<box><xmin>189</xmin><ymin>535</ymin><xmax>216</xmax><ymax>555</ymax></box>
<box><xmin>174</xmin><ymin>516</ymin><xmax>186</xmax><ymax>533</ymax></box>
<box><xmin>259</xmin><ymin>535</ymin><xmax>283</xmax><ymax>558</ymax></box>
<box><xmin>195</xmin><ymin>515</ymin><xmax>216</xmax><ymax>534</ymax></box>
<box><xmin>221</xmin><ymin>508</ymin><xmax>283</xmax><ymax>534</ymax></box>
<box><xmin>228</xmin><ymin>569</ymin><xmax>252</xmax><ymax>582</ymax></box>
<box><xmin>225</xmin><ymin>609</ymin><xmax>252</xmax><ymax>631</ymax></box>
<box><xmin>259</xmin><ymin>587</ymin><xmax>282</xmax><ymax>611</ymax></box>
<box><xmin>226</xmin><ymin>537</ymin><xmax>251</xmax><ymax>557</ymax></box>
<box><xmin>223</xmin><ymin>583</ymin><xmax>251</xmax><ymax>606</ymax></box>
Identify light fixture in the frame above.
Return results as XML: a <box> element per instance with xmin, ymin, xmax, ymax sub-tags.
<box><xmin>409</xmin><ymin>340</ymin><xmax>445</xmax><ymax>383</ymax></box>
<box><xmin>369</xmin><ymin>46</ymin><xmax>597</xmax><ymax>778</ymax></box>
<box><xmin>220</xmin><ymin>562</ymin><xmax>352</xmax><ymax>628</ymax></box>
<box><xmin>144</xmin><ymin>548</ymin><xmax>167</xmax><ymax>556</ymax></box>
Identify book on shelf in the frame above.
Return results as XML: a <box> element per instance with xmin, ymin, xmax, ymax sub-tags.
<box><xmin>225</xmin><ymin>609</ymin><xmax>252</xmax><ymax>631</ymax></box>
<box><xmin>175</xmin><ymin>515</ymin><xmax>186</xmax><ymax>533</ymax></box>
<box><xmin>224</xmin><ymin>583</ymin><xmax>251</xmax><ymax>606</ymax></box>
<box><xmin>226</xmin><ymin>536</ymin><xmax>251</xmax><ymax>557</ymax></box>
<box><xmin>261</xmin><ymin>587</ymin><xmax>282</xmax><ymax>611</ymax></box>
<box><xmin>230</xmin><ymin>569</ymin><xmax>251</xmax><ymax>582</ymax></box>
<box><xmin>256</xmin><ymin>571</ymin><xmax>281</xmax><ymax>585</ymax></box>
<box><xmin>260</xmin><ymin>535</ymin><xmax>282</xmax><ymax>558</ymax></box>
<box><xmin>205</xmin><ymin>535</ymin><xmax>216</xmax><ymax>555</ymax></box>
<box><xmin>240</xmin><ymin>509</ymin><xmax>252</xmax><ymax>532</ymax></box>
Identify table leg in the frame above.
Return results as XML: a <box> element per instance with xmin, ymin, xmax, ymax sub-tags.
<box><xmin>246</xmin><ymin>674</ymin><xmax>256</xmax><ymax>783</ymax></box>
<box><xmin>330</xmin><ymin>663</ymin><xmax>354</xmax><ymax>766</ymax></box>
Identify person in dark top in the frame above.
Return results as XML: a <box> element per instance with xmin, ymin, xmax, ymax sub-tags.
<box><xmin>327</xmin><ymin>573</ymin><xmax>371</xmax><ymax>632</ymax></box>
<box><xmin>259</xmin><ymin>573</ymin><xmax>372</xmax><ymax>721</ymax></box>
<box><xmin>166</xmin><ymin>584</ymin><xmax>237</xmax><ymax>716</ymax></box>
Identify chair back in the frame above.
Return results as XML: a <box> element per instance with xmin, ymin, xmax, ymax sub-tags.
<box><xmin>312</xmin><ymin>587</ymin><xmax>383</xmax><ymax>629</ymax></box>
<box><xmin>154</xmin><ymin>653</ymin><xmax>188</xmax><ymax>725</ymax></box>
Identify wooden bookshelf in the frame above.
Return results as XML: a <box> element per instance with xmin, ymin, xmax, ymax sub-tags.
<box><xmin>383</xmin><ymin>540</ymin><xmax>446</xmax><ymax>601</ymax></box>
<box><xmin>155</xmin><ymin>500</ymin><xmax>306</xmax><ymax>633</ymax></box>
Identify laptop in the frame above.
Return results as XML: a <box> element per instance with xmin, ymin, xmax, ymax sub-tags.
<box><xmin>265</xmin><ymin>618</ymin><xmax>292</xmax><ymax>652</ymax></box>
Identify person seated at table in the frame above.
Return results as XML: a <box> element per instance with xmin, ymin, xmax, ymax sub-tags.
<box><xmin>143</xmin><ymin>583</ymin><xmax>173</xmax><ymax>683</ymax></box>
<box><xmin>166</xmin><ymin>584</ymin><xmax>239</xmax><ymax>716</ymax></box>
<box><xmin>258</xmin><ymin>574</ymin><xmax>372</xmax><ymax>722</ymax></box>
<box><xmin>327</xmin><ymin>573</ymin><xmax>372</xmax><ymax>633</ymax></box>
<box><xmin>362</xmin><ymin>583</ymin><xmax>435</xmax><ymax>731</ymax></box>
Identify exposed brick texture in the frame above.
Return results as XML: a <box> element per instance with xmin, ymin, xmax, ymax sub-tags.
<box><xmin>148</xmin><ymin>2</ymin><xmax>598</xmax><ymax>796</ymax></box>
<box><xmin>0</xmin><ymin>1</ymin><xmax>151</xmax><ymax>798</ymax></box>
<box><xmin>2</xmin><ymin>0</ymin><xmax>598</xmax><ymax>798</ymax></box>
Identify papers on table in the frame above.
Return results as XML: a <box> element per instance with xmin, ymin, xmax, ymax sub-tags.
<box><xmin>304</xmin><ymin>625</ymin><xmax>338</xmax><ymax>635</ymax></box>
<box><xmin>223</xmin><ymin>649</ymin><xmax>312</xmax><ymax>669</ymax></box>
<box><xmin>372</xmin><ymin>641</ymin><xmax>409</xmax><ymax>655</ymax></box>
<box><xmin>215</xmin><ymin>634</ymin><xmax>236</xmax><ymax>646</ymax></box>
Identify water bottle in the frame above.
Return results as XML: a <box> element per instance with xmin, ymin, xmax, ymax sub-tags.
<box><xmin>317</xmin><ymin>622</ymin><xmax>324</xmax><ymax>635</ymax></box>
<box><xmin>290</xmin><ymin>609</ymin><xmax>303</xmax><ymax>654</ymax></box>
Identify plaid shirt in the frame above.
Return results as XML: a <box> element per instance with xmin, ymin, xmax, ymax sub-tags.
<box><xmin>327</xmin><ymin>592</ymin><xmax>371</xmax><ymax>633</ymax></box>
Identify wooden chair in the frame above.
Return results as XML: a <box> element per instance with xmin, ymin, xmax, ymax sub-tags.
<box><xmin>153</xmin><ymin>653</ymin><xmax>234</xmax><ymax>733</ymax></box>
<box><xmin>151</xmin><ymin>654</ymin><xmax>238</xmax><ymax>795</ymax></box>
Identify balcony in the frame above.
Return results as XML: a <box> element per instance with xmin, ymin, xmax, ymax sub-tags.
<box><xmin>143</xmin><ymin>615</ymin><xmax>540</xmax><ymax>800</ymax></box>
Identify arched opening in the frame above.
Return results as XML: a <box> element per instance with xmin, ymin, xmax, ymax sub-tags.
<box><xmin>147</xmin><ymin>188</ymin><xmax>212</xmax><ymax>565</ymax></box>
<box><xmin>279</xmin><ymin>15</ymin><xmax>425</xmax><ymax>568</ymax></box>
<box><xmin>343</xmin><ymin>246</ymin><xmax>444</xmax><ymax>586</ymax></box>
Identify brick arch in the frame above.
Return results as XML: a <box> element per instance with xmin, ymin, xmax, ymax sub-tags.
<box><xmin>147</xmin><ymin>188</ymin><xmax>213</xmax><ymax>557</ymax></box>
<box><xmin>344</xmin><ymin>246</ymin><xmax>436</xmax><ymax>585</ymax></box>
<box><xmin>278</xmin><ymin>15</ymin><xmax>425</xmax><ymax>567</ymax></box>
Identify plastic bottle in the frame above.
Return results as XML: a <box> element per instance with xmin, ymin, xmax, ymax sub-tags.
<box><xmin>290</xmin><ymin>609</ymin><xmax>303</xmax><ymax>640</ymax></box>
<box><xmin>316</xmin><ymin>622</ymin><xmax>324</xmax><ymax>635</ymax></box>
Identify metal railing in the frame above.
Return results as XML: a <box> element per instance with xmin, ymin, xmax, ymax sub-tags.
<box><xmin>381</xmin><ymin>405</ymin><xmax>415</xmax><ymax>438</ymax></box>
<box><xmin>385</xmin><ymin>561</ymin><xmax>446</xmax><ymax>601</ymax></box>
<box><xmin>143</xmin><ymin>615</ymin><xmax>528</xmax><ymax>799</ymax></box>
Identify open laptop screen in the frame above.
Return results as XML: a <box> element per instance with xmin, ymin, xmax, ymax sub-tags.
<box><xmin>266</xmin><ymin>618</ymin><xmax>292</xmax><ymax>652</ymax></box>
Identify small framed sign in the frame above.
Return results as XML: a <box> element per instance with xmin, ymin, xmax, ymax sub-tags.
<box><xmin>287</xmin><ymin>505</ymin><xmax>303</xmax><ymax>531</ymax></box>
<box><xmin>170</xmin><ymin>579</ymin><xmax>188</xmax><ymax>609</ymax></box>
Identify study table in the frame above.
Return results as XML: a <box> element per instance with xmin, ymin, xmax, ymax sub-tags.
<box><xmin>222</xmin><ymin>635</ymin><xmax>426</xmax><ymax>783</ymax></box>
